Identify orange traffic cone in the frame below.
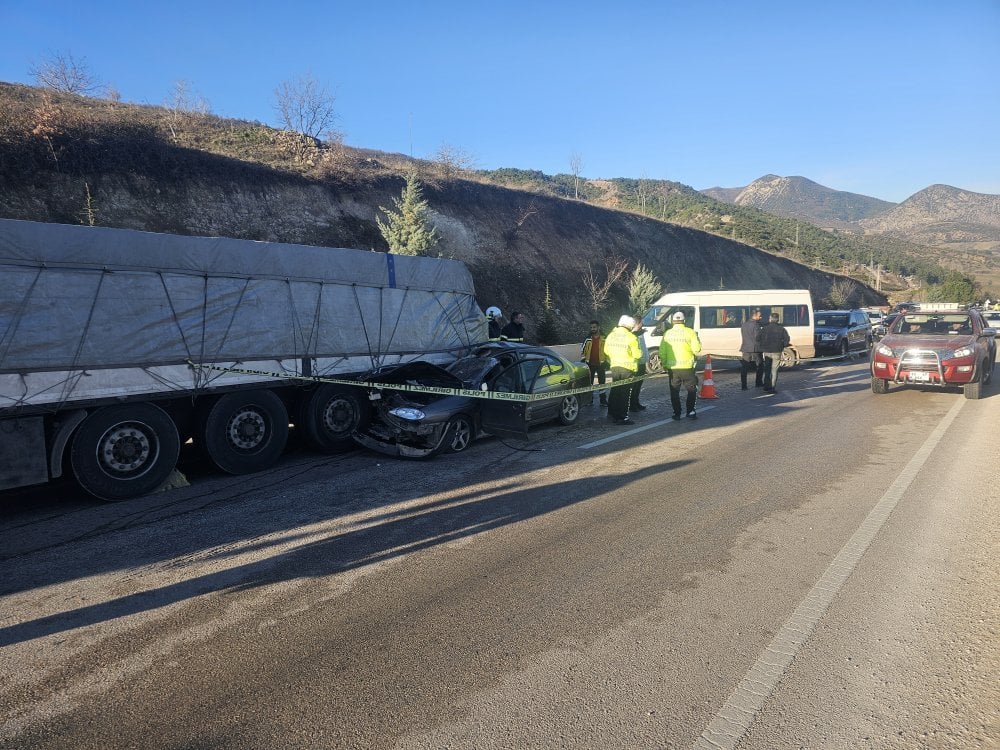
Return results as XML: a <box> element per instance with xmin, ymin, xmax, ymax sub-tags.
<box><xmin>699</xmin><ymin>355</ymin><xmax>719</xmax><ymax>399</ymax></box>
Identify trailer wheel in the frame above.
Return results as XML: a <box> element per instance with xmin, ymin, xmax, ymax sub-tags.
<box><xmin>298</xmin><ymin>384</ymin><xmax>370</xmax><ymax>453</ymax></box>
<box><xmin>70</xmin><ymin>404</ymin><xmax>180</xmax><ymax>502</ymax></box>
<box><xmin>201</xmin><ymin>390</ymin><xmax>289</xmax><ymax>474</ymax></box>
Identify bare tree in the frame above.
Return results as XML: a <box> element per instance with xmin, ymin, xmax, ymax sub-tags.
<box><xmin>165</xmin><ymin>79</ymin><xmax>211</xmax><ymax>115</ymax></box>
<box><xmin>29</xmin><ymin>51</ymin><xmax>100</xmax><ymax>95</ymax></box>
<box><xmin>583</xmin><ymin>256</ymin><xmax>630</xmax><ymax>314</ymax></box>
<box><xmin>274</xmin><ymin>72</ymin><xmax>341</xmax><ymax>141</ymax></box>
<box><xmin>828</xmin><ymin>278</ymin><xmax>859</xmax><ymax>308</ymax></box>
<box><xmin>569</xmin><ymin>151</ymin><xmax>583</xmax><ymax>199</ymax></box>
<box><xmin>501</xmin><ymin>199</ymin><xmax>540</xmax><ymax>249</ymax></box>
<box><xmin>163</xmin><ymin>80</ymin><xmax>211</xmax><ymax>140</ymax></box>
<box><xmin>434</xmin><ymin>143</ymin><xmax>476</xmax><ymax>176</ymax></box>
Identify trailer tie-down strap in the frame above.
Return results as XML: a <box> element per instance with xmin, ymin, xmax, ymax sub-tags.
<box><xmin>187</xmin><ymin>360</ymin><xmax>655</xmax><ymax>403</ymax></box>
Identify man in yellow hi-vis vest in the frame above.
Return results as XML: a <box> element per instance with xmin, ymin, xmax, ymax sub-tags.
<box><xmin>603</xmin><ymin>315</ymin><xmax>642</xmax><ymax>425</ymax></box>
<box><xmin>660</xmin><ymin>310</ymin><xmax>702</xmax><ymax>420</ymax></box>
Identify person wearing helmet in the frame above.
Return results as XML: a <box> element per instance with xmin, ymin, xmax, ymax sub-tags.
<box><xmin>485</xmin><ymin>306</ymin><xmax>503</xmax><ymax>341</ymax></box>
<box><xmin>602</xmin><ymin>314</ymin><xmax>642</xmax><ymax>425</ymax></box>
<box><xmin>659</xmin><ymin>310</ymin><xmax>702</xmax><ymax>420</ymax></box>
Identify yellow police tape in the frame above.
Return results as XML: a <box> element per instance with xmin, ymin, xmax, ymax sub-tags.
<box><xmin>188</xmin><ymin>360</ymin><xmax>654</xmax><ymax>403</ymax></box>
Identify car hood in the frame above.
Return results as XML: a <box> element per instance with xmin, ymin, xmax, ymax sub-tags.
<box><xmin>879</xmin><ymin>333</ymin><xmax>975</xmax><ymax>353</ymax></box>
<box><xmin>814</xmin><ymin>325</ymin><xmax>847</xmax><ymax>334</ymax></box>
<box><xmin>361</xmin><ymin>361</ymin><xmax>464</xmax><ymax>389</ymax></box>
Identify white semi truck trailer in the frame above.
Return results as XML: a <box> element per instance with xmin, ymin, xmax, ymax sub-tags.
<box><xmin>0</xmin><ymin>219</ymin><xmax>485</xmax><ymax>501</ymax></box>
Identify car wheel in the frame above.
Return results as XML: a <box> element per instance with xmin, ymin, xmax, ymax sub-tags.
<box><xmin>646</xmin><ymin>352</ymin><xmax>663</xmax><ymax>374</ymax></box>
<box><xmin>963</xmin><ymin>366</ymin><xmax>983</xmax><ymax>400</ymax></box>
<box><xmin>558</xmin><ymin>394</ymin><xmax>581</xmax><ymax>425</ymax></box>
<box><xmin>779</xmin><ymin>346</ymin><xmax>798</xmax><ymax>368</ymax></box>
<box><xmin>443</xmin><ymin>414</ymin><xmax>474</xmax><ymax>454</ymax></box>
<box><xmin>871</xmin><ymin>376</ymin><xmax>889</xmax><ymax>395</ymax></box>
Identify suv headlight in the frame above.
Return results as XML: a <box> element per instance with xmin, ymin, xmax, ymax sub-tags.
<box><xmin>876</xmin><ymin>344</ymin><xmax>894</xmax><ymax>357</ymax></box>
<box><xmin>389</xmin><ymin>407</ymin><xmax>426</xmax><ymax>421</ymax></box>
<box><xmin>950</xmin><ymin>346</ymin><xmax>974</xmax><ymax>359</ymax></box>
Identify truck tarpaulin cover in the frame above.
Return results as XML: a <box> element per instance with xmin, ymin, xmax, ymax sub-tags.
<box><xmin>0</xmin><ymin>219</ymin><xmax>486</xmax><ymax>373</ymax></box>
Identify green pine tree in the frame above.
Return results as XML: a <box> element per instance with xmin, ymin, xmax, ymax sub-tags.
<box><xmin>376</xmin><ymin>171</ymin><xmax>439</xmax><ymax>256</ymax></box>
<box><xmin>536</xmin><ymin>281</ymin><xmax>560</xmax><ymax>345</ymax></box>
<box><xmin>627</xmin><ymin>262</ymin><xmax>662</xmax><ymax>318</ymax></box>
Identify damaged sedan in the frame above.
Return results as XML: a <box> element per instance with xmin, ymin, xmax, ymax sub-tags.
<box><xmin>354</xmin><ymin>342</ymin><xmax>593</xmax><ymax>458</ymax></box>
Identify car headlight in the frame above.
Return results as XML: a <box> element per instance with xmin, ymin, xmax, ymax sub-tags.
<box><xmin>389</xmin><ymin>407</ymin><xmax>426</xmax><ymax>421</ymax></box>
<box><xmin>876</xmin><ymin>344</ymin><xmax>893</xmax><ymax>357</ymax></box>
<box><xmin>949</xmin><ymin>346</ymin><xmax>974</xmax><ymax>359</ymax></box>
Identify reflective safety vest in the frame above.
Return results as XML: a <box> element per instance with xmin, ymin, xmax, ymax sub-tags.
<box><xmin>603</xmin><ymin>326</ymin><xmax>641</xmax><ymax>371</ymax></box>
<box><xmin>660</xmin><ymin>323</ymin><xmax>702</xmax><ymax>369</ymax></box>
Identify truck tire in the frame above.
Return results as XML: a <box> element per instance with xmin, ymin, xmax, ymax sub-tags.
<box><xmin>871</xmin><ymin>376</ymin><xmax>889</xmax><ymax>394</ymax></box>
<box><xmin>646</xmin><ymin>352</ymin><xmax>663</xmax><ymax>374</ymax></box>
<box><xmin>70</xmin><ymin>403</ymin><xmax>180</xmax><ymax>502</ymax></box>
<box><xmin>201</xmin><ymin>390</ymin><xmax>289</xmax><ymax>474</ymax></box>
<box><xmin>298</xmin><ymin>384</ymin><xmax>370</xmax><ymax>454</ymax></box>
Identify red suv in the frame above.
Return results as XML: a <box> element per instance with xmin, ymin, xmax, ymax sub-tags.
<box><xmin>870</xmin><ymin>308</ymin><xmax>997</xmax><ymax>399</ymax></box>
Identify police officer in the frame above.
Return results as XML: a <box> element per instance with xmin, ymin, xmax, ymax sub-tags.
<box><xmin>660</xmin><ymin>310</ymin><xmax>702</xmax><ymax>419</ymax></box>
<box><xmin>603</xmin><ymin>314</ymin><xmax>642</xmax><ymax>425</ymax></box>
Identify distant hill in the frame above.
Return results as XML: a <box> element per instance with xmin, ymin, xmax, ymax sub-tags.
<box><xmin>703</xmin><ymin>175</ymin><xmax>896</xmax><ymax>230</ymax></box>
<box><xmin>860</xmin><ymin>184</ymin><xmax>1000</xmax><ymax>245</ymax></box>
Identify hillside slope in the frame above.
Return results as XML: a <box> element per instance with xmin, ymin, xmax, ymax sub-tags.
<box><xmin>0</xmin><ymin>82</ymin><xmax>886</xmax><ymax>341</ymax></box>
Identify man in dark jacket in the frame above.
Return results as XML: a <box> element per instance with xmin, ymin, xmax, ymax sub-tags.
<box><xmin>759</xmin><ymin>312</ymin><xmax>791</xmax><ymax>393</ymax></box>
<box><xmin>500</xmin><ymin>311</ymin><xmax>526</xmax><ymax>342</ymax></box>
<box><xmin>739</xmin><ymin>308</ymin><xmax>764</xmax><ymax>390</ymax></box>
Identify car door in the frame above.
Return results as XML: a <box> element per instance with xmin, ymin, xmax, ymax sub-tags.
<box><xmin>523</xmin><ymin>355</ymin><xmax>573</xmax><ymax>425</ymax></box>
<box><xmin>478</xmin><ymin>359</ymin><xmax>530</xmax><ymax>437</ymax></box>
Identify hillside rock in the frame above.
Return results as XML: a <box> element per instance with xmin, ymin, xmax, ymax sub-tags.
<box><xmin>705</xmin><ymin>175</ymin><xmax>895</xmax><ymax>230</ymax></box>
<box><xmin>859</xmin><ymin>184</ymin><xmax>1000</xmax><ymax>248</ymax></box>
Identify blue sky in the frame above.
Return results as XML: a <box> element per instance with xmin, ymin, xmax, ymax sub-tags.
<box><xmin>2</xmin><ymin>1</ymin><xmax>998</xmax><ymax>203</ymax></box>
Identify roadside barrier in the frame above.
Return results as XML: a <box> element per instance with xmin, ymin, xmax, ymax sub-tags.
<box><xmin>699</xmin><ymin>355</ymin><xmax>719</xmax><ymax>399</ymax></box>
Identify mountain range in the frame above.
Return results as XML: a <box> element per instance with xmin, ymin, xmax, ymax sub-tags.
<box><xmin>702</xmin><ymin>175</ymin><xmax>1000</xmax><ymax>290</ymax></box>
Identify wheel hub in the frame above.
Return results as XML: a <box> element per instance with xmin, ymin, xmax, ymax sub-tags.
<box><xmin>100</xmin><ymin>425</ymin><xmax>151</xmax><ymax>473</ymax></box>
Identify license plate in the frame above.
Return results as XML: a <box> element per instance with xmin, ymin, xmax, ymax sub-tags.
<box><xmin>907</xmin><ymin>371</ymin><xmax>931</xmax><ymax>382</ymax></box>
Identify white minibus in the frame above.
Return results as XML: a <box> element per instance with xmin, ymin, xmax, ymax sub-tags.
<box><xmin>641</xmin><ymin>289</ymin><xmax>816</xmax><ymax>373</ymax></box>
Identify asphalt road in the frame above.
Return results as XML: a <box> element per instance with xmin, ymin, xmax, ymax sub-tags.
<box><xmin>1</xmin><ymin>355</ymin><xmax>997</xmax><ymax>749</ymax></box>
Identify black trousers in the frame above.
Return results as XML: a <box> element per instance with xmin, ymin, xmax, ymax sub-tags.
<box><xmin>740</xmin><ymin>352</ymin><xmax>763</xmax><ymax>388</ymax></box>
<box><xmin>629</xmin><ymin>362</ymin><xmax>646</xmax><ymax>408</ymax></box>
<box><xmin>608</xmin><ymin>366</ymin><xmax>634</xmax><ymax>420</ymax></box>
<box><xmin>668</xmin><ymin>368</ymin><xmax>698</xmax><ymax>415</ymax></box>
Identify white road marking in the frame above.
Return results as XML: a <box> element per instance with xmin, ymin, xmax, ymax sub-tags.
<box><xmin>578</xmin><ymin>405</ymin><xmax>717</xmax><ymax>449</ymax></box>
<box><xmin>692</xmin><ymin>396</ymin><xmax>966</xmax><ymax>750</ymax></box>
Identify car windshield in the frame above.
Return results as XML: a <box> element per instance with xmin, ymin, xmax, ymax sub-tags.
<box><xmin>897</xmin><ymin>315</ymin><xmax>972</xmax><ymax>335</ymax></box>
<box><xmin>446</xmin><ymin>356</ymin><xmax>497</xmax><ymax>386</ymax></box>
<box><xmin>816</xmin><ymin>314</ymin><xmax>848</xmax><ymax>327</ymax></box>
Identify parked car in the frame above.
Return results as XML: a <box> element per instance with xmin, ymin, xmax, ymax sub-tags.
<box><xmin>813</xmin><ymin>309</ymin><xmax>873</xmax><ymax>356</ymax></box>
<box><xmin>872</xmin><ymin>312</ymin><xmax>901</xmax><ymax>342</ymax></box>
<box><xmin>870</xmin><ymin>308</ymin><xmax>997</xmax><ymax>399</ymax></box>
<box><xmin>982</xmin><ymin>309</ymin><xmax>1000</xmax><ymax>330</ymax></box>
<box><xmin>353</xmin><ymin>342</ymin><xmax>593</xmax><ymax>458</ymax></box>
